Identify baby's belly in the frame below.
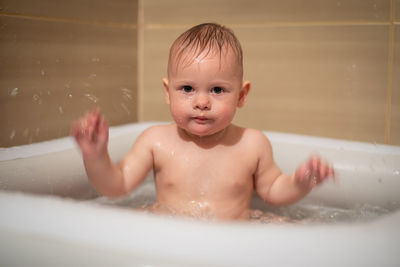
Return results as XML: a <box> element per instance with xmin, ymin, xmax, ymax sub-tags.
<box><xmin>150</xmin><ymin>197</ymin><xmax>250</xmax><ymax>220</ymax></box>
<box><xmin>152</xmin><ymin>171</ymin><xmax>254</xmax><ymax>220</ymax></box>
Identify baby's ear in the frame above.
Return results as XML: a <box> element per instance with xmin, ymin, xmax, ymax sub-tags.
<box><xmin>162</xmin><ymin>78</ymin><xmax>171</xmax><ymax>105</ymax></box>
<box><xmin>237</xmin><ymin>81</ymin><xmax>251</xmax><ymax>108</ymax></box>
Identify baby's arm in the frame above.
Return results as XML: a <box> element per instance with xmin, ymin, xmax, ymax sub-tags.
<box><xmin>71</xmin><ymin>109</ymin><xmax>153</xmax><ymax>197</ymax></box>
<box><xmin>254</xmin><ymin>133</ymin><xmax>335</xmax><ymax>205</ymax></box>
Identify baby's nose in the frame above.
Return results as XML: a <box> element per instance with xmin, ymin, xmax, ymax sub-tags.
<box><xmin>193</xmin><ymin>93</ymin><xmax>211</xmax><ymax>110</ymax></box>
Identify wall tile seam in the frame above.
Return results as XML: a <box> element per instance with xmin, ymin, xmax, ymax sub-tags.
<box><xmin>0</xmin><ymin>13</ymin><xmax>137</xmax><ymax>29</ymax></box>
<box><xmin>137</xmin><ymin>0</ymin><xmax>144</xmax><ymax>122</ymax></box>
<box><xmin>385</xmin><ymin>0</ymin><xmax>396</xmax><ymax>144</ymax></box>
<box><xmin>385</xmin><ymin>24</ymin><xmax>394</xmax><ymax>145</ymax></box>
<box><xmin>143</xmin><ymin>21</ymin><xmax>392</xmax><ymax>30</ymax></box>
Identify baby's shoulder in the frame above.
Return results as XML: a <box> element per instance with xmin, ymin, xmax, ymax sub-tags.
<box><xmin>241</xmin><ymin>127</ymin><xmax>270</xmax><ymax>142</ymax></box>
<box><xmin>127</xmin><ymin>124</ymin><xmax>178</xmax><ymax>155</ymax></box>
<box><xmin>133</xmin><ymin>123</ymin><xmax>175</xmax><ymax>146</ymax></box>
<box><xmin>139</xmin><ymin>123</ymin><xmax>175</xmax><ymax>139</ymax></box>
<box><xmin>238</xmin><ymin>127</ymin><xmax>273</xmax><ymax>151</ymax></box>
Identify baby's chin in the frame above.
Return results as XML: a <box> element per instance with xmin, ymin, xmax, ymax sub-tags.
<box><xmin>178</xmin><ymin>124</ymin><xmax>229</xmax><ymax>139</ymax></box>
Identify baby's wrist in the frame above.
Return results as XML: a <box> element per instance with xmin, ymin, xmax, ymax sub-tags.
<box><xmin>82</xmin><ymin>149</ymin><xmax>109</xmax><ymax>162</ymax></box>
<box><xmin>293</xmin><ymin>172</ymin><xmax>313</xmax><ymax>191</ymax></box>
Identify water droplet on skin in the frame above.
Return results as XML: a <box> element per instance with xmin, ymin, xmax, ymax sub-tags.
<box><xmin>10</xmin><ymin>87</ymin><xmax>19</xmax><ymax>97</ymax></box>
<box><xmin>59</xmin><ymin>106</ymin><xmax>64</xmax><ymax>114</ymax></box>
<box><xmin>41</xmin><ymin>70</ymin><xmax>45</xmax><ymax>76</ymax></box>
<box><xmin>68</xmin><ymin>93</ymin><xmax>73</xmax><ymax>98</ymax></box>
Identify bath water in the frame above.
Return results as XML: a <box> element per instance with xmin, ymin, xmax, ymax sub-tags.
<box><xmin>248</xmin><ymin>202</ymin><xmax>395</xmax><ymax>224</ymax></box>
<box><xmin>90</xmin><ymin>181</ymin><xmax>398</xmax><ymax>224</ymax></box>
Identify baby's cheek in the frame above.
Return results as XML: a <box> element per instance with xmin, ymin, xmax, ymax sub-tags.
<box><xmin>217</xmin><ymin>105</ymin><xmax>236</xmax><ymax>123</ymax></box>
<box><xmin>170</xmin><ymin>104</ymin><xmax>187</xmax><ymax>125</ymax></box>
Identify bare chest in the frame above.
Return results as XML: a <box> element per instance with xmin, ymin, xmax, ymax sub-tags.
<box><xmin>153</xmin><ymin>143</ymin><xmax>257</xmax><ymax>198</ymax></box>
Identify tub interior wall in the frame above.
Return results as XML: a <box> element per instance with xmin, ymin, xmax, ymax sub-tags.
<box><xmin>1</xmin><ymin>123</ymin><xmax>399</xmax><ymax>211</ymax></box>
<box><xmin>1</xmin><ymin>0</ymin><xmax>400</xmax><ymax>148</ymax></box>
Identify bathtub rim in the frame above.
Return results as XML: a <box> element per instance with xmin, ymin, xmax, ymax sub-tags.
<box><xmin>1</xmin><ymin>121</ymin><xmax>399</xmax><ymax>161</ymax></box>
<box><xmin>1</xmin><ymin>189</ymin><xmax>399</xmax><ymax>267</ymax></box>
<box><xmin>1</xmin><ymin>122</ymin><xmax>400</xmax><ymax>266</ymax></box>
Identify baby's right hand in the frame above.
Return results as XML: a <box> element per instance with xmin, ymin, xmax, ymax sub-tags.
<box><xmin>71</xmin><ymin>108</ymin><xmax>109</xmax><ymax>158</ymax></box>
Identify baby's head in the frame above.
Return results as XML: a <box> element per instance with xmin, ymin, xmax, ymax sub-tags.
<box><xmin>167</xmin><ymin>23</ymin><xmax>244</xmax><ymax>80</ymax></box>
<box><xmin>164</xmin><ymin>23</ymin><xmax>250</xmax><ymax>138</ymax></box>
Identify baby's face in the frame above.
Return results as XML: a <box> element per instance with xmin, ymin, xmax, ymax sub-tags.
<box><xmin>164</xmin><ymin>48</ymin><xmax>247</xmax><ymax>137</ymax></box>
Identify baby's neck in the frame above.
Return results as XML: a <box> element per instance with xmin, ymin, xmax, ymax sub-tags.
<box><xmin>177</xmin><ymin>125</ymin><xmax>231</xmax><ymax>148</ymax></box>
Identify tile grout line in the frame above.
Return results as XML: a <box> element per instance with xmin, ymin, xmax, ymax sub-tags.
<box><xmin>137</xmin><ymin>0</ymin><xmax>144</xmax><ymax>122</ymax></box>
<box><xmin>0</xmin><ymin>12</ymin><xmax>137</xmax><ymax>29</ymax></box>
<box><xmin>385</xmin><ymin>0</ymin><xmax>395</xmax><ymax>144</ymax></box>
<box><xmin>2</xmin><ymin>12</ymin><xmax>393</xmax><ymax>29</ymax></box>
<box><xmin>143</xmin><ymin>21</ymin><xmax>392</xmax><ymax>30</ymax></box>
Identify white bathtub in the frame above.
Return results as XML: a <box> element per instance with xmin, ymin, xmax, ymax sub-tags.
<box><xmin>0</xmin><ymin>122</ymin><xmax>399</xmax><ymax>267</ymax></box>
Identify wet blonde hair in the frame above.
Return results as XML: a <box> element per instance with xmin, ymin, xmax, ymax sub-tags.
<box><xmin>167</xmin><ymin>23</ymin><xmax>243</xmax><ymax>78</ymax></box>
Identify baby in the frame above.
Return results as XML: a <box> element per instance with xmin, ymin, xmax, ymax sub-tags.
<box><xmin>71</xmin><ymin>23</ymin><xmax>335</xmax><ymax>220</ymax></box>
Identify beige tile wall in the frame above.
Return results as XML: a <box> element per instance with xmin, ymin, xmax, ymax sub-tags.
<box><xmin>139</xmin><ymin>0</ymin><xmax>399</xmax><ymax>145</ymax></box>
<box><xmin>1</xmin><ymin>0</ymin><xmax>398</xmax><ymax>147</ymax></box>
<box><xmin>0</xmin><ymin>0</ymin><xmax>138</xmax><ymax>147</ymax></box>
<box><xmin>392</xmin><ymin>0</ymin><xmax>400</xmax><ymax>145</ymax></box>
<box><xmin>396</xmin><ymin>0</ymin><xmax>400</xmax><ymax>20</ymax></box>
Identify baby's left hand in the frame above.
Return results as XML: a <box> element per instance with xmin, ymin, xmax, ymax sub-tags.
<box><xmin>294</xmin><ymin>154</ymin><xmax>336</xmax><ymax>190</ymax></box>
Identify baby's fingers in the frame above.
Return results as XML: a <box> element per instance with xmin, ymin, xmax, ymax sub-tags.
<box><xmin>328</xmin><ymin>164</ymin><xmax>339</xmax><ymax>184</ymax></box>
<box><xmin>294</xmin><ymin>164</ymin><xmax>309</xmax><ymax>184</ymax></box>
<box><xmin>306</xmin><ymin>155</ymin><xmax>320</xmax><ymax>183</ymax></box>
<box><xmin>295</xmin><ymin>162</ymin><xmax>318</xmax><ymax>189</ymax></box>
<box><xmin>87</xmin><ymin>111</ymin><xmax>101</xmax><ymax>141</ymax></box>
<box><xmin>96</xmin><ymin>115</ymin><xmax>109</xmax><ymax>144</ymax></box>
<box><xmin>307</xmin><ymin>155</ymin><xmax>334</xmax><ymax>185</ymax></box>
<box><xmin>70</xmin><ymin>109</ymin><xmax>98</xmax><ymax>140</ymax></box>
<box><xmin>318</xmin><ymin>159</ymin><xmax>329</xmax><ymax>180</ymax></box>
<box><xmin>312</xmin><ymin>156</ymin><xmax>337</xmax><ymax>185</ymax></box>
<box><xmin>310</xmin><ymin>154</ymin><xmax>320</xmax><ymax>172</ymax></box>
<box><xmin>71</xmin><ymin>119</ymin><xmax>86</xmax><ymax>141</ymax></box>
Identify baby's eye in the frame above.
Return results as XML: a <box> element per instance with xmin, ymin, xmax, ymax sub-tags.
<box><xmin>182</xmin><ymin>85</ymin><xmax>193</xmax><ymax>93</ymax></box>
<box><xmin>212</xmin><ymin>87</ymin><xmax>224</xmax><ymax>94</ymax></box>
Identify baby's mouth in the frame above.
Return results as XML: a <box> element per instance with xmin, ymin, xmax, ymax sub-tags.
<box><xmin>192</xmin><ymin>116</ymin><xmax>210</xmax><ymax>123</ymax></box>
